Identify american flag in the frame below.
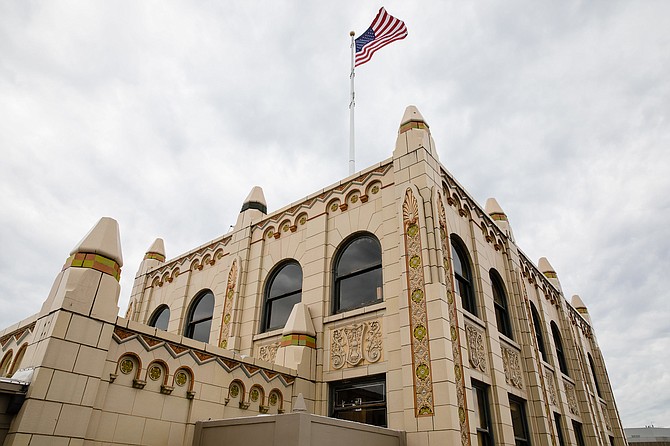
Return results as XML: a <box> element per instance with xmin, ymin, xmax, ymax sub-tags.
<box><xmin>354</xmin><ymin>7</ymin><xmax>408</xmax><ymax>67</ymax></box>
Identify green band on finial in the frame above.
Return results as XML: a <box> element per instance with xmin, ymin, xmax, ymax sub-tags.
<box><xmin>280</xmin><ymin>334</ymin><xmax>316</xmax><ymax>348</ymax></box>
<box><xmin>399</xmin><ymin>120</ymin><xmax>429</xmax><ymax>134</ymax></box>
<box><xmin>144</xmin><ymin>252</ymin><xmax>166</xmax><ymax>262</ymax></box>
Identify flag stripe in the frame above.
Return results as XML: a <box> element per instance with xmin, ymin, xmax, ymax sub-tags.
<box><xmin>354</xmin><ymin>7</ymin><xmax>408</xmax><ymax>67</ymax></box>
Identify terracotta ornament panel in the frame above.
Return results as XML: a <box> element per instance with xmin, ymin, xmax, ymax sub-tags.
<box><xmin>218</xmin><ymin>260</ymin><xmax>238</xmax><ymax>348</ymax></box>
<box><xmin>403</xmin><ymin>189</ymin><xmax>434</xmax><ymax>417</ymax></box>
<box><xmin>437</xmin><ymin>192</ymin><xmax>470</xmax><ymax>446</ymax></box>
<box><xmin>466</xmin><ymin>325</ymin><xmax>487</xmax><ymax>373</ymax></box>
<box><xmin>502</xmin><ymin>347</ymin><xmax>523</xmax><ymax>389</ymax></box>
<box><xmin>330</xmin><ymin>319</ymin><xmax>383</xmax><ymax>369</ymax></box>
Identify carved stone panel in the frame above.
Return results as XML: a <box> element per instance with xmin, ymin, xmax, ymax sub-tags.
<box><xmin>466</xmin><ymin>325</ymin><xmax>486</xmax><ymax>373</ymax></box>
<box><xmin>502</xmin><ymin>347</ymin><xmax>523</xmax><ymax>389</ymax></box>
<box><xmin>330</xmin><ymin>319</ymin><xmax>383</xmax><ymax>370</ymax></box>
<box><xmin>545</xmin><ymin>369</ymin><xmax>557</xmax><ymax>406</ymax></box>
<box><xmin>565</xmin><ymin>382</ymin><xmax>579</xmax><ymax>415</ymax></box>
<box><xmin>218</xmin><ymin>260</ymin><xmax>238</xmax><ymax>348</ymax></box>
<box><xmin>258</xmin><ymin>342</ymin><xmax>280</xmax><ymax>363</ymax></box>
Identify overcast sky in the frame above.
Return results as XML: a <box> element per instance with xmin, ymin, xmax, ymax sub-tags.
<box><xmin>1</xmin><ymin>0</ymin><xmax>668</xmax><ymax>428</ymax></box>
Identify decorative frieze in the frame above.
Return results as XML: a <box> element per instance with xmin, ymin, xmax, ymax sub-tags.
<box><xmin>258</xmin><ymin>342</ymin><xmax>281</xmax><ymax>363</ymax></box>
<box><xmin>466</xmin><ymin>325</ymin><xmax>486</xmax><ymax>373</ymax></box>
<box><xmin>438</xmin><ymin>192</ymin><xmax>470</xmax><ymax>446</ymax></box>
<box><xmin>330</xmin><ymin>319</ymin><xmax>382</xmax><ymax>369</ymax></box>
<box><xmin>403</xmin><ymin>188</ymin><xmax>435</xmax><ymax>417</ymax></box>
<box><xmin>218</xmin><ymin>260</ymin><xmax>238</xmax><ymax>348</ymax></box>
<box><xmin>502</xmin><ymin>347</ymin><xmax>523</xmax><ymax>389</ymax></box>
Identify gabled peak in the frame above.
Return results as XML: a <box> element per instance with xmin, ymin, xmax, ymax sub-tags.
<box><xmin>485</xmin><ymin>198</ymin><xmax>507</xmax><ymax>221</ymax></box>
<box><xmin>399</xmin><ymin>105</ymin><xmax>429</xmax><ymax>134</ymax></box>
<box><xmin>240</xmin><ymin>186</ymin><xmax>267</xmax><ymax>214</ymax></box>
<box><xmin>144</xmin><ymin>238</ymin><xmax>165</xmax><ymax>262</ymax></box>
<box><xmin>70</xmin><ymin>217</ymin><xmax>123</xmax><ymax>267</ymax></box>
<box><xmin>538</xmin><ymin>257</ymin><xmax>556</xmax><ymax>278</ymax></box>
<box><xmin>282</xmin><ymin>303</ymin><xmax>316</xmax><ymax>337</ymax></box>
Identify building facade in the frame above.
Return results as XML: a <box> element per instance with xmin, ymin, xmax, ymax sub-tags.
<box><xmin>0</xmin><ymin>106</ymin><xmax>625</xmax><ymax>446</ymax></box>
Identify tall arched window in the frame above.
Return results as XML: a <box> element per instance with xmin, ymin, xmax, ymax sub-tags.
<box><xmin>262</xmin><ymin>261</ymin><xmax>302</xmax><ymax>332</ymax></box>
<box><xmin>451</xmin><ymin>235</ymin><xmax>477</xmax><ymax>316</ymax></box>
<box><xmin>490</xmin><ymin>269</ymin><xmax>512</xmax><ymax>339</ymax></box>
<box><xmin>333</xmin><ymin>234</ymin><xmax>383</xmax><ymax>314</ymax></box>
<box><xmin>530</xmin><ymin>302</ymin><xmax>547</xmax><ymax>362</ymax></box>
<box><xmin>0</xmin><ymin>350</ymin><xmax>13</xmax><ymax>377</ymax></box>
<box><xmin>148</xmin><ymin>305</ymin><xmax>170</xmax><ymax>331</ymax></box>
<box><xmin>184</xmin><ymin>290</ymin><xmax>214</xmax><ymax>343</ymax></box>
<box><xmin>588</xmin><ymin>353</ymin><xmax>602</xmax><ymax>397</ymax></box>
<box><xmin>551</xmin><ymin>321</ymin><xmax>569</xmax><ymax>376</ymax></box>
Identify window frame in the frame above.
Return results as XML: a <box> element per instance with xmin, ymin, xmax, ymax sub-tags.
<box><xmin>554</xmin><ymin>412</ymin><xmax>566</xmax><ymax>446</ymax></box>
<box><xmin>472</xmin><ymin>380</ymin><xmax>494</xmax><ymax>446</ymax></box>
<box><xmin>572</xmin><ymin>420</ymin><xmax>586</xmax><ymax>446</ymax></box>
<box><xmin>550</xmin><ymin>321</ymin><xmax>569</xmax><ymax>376</ymax></box>
<box><xmin>490</xmin><ymin>269</ymin><xmax>513</xmax><ymax>339</ymax></box>
<box><xmin>530</xmin><ymin>302</ymin><xmax>547</xmax><ymax>362</ymax></box>
<box><xmin>332</xmin><ymin>233</ymin><xmax>383</xmax><ymax>314</ymax></box>
<box><xmin>261</xmin><ymin>260</ymin><xmax>303</xmax><ymax>332</ymax></box>
<box><xmin>509</xmin><ymin>395</ymin><xmax>531</xmax><ymax>446</ymax></box>
<box><xmin>588</xmin><ymin>353</ymin><xmax>602</xmax><ymax>397</ymax></box>
<box><xmin>184</xmin><ymin>290</ymin><xmax>215</xmax><ymax>343</ymax></box>
<box><xmin>451</xmin><ymin>235</ymin><xmax>477</xmax><ymax>316</ymax></box>
<box><xmin>148</xmin><ymin>304</ymin><xmax>170</xmax><ymax>331</ymax></box>
<box><xmin>330</xmin><ymin>374</ymin><xmax>387</xmax><ymax>428</ymax></box>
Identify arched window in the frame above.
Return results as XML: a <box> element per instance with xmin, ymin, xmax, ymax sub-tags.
<box><xmin>551</xmin><ymin>321</ymin><xmax>569</xmax><ymax>376</ymax></box>
<box><xmin>9</xmin><ymin>344</ymin><xmax>27</xmax><ymax>377</ymax></box>
<box><xmin>451</xmin><ymin>235</ymin><xmax>477</xmax><ymax>316</ymax></box>
<box><xmin>0</xmin><ymin>350</ymin><xmax>13</xmax><ymax>377</ymax></box>
<box><xmin>490</xmin><ymin>269</ymin><xmax>512</xmax><ymax>339</ymax></box>
<box><xmin>530</xmin><ymin>302</ymin><xmax>547</xmax><ymax>362</ymax></box>
<box><xmin>184</xmin><ymin>290</ymin><xmax>214</xmax><ymax>343</ymax></box>
<box><xmin>333</xmin><ymin>234</ymin><xmax>383</xmax><ymax>314</ymax></box>
<box><xmin>588</xmin><ymin>353</ymin><xmax>602</xmax><ymax>397</ymax></box>
<box><xmin>148</xmin><ymin>305</ymin><xmax>170</xmax><ymax>331</ymax></box>
<box><xmin>262</xmin><ymin>261</ymin><xmax>302</xmax><ymax>332</ymax></box>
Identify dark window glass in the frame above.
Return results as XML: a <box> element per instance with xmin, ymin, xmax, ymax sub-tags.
<box><xmin>185</xmin><ymin>290</ymin><xmax>214</xmax><ymax>343</ymax></box>
<box><xmin>263</xmin><ymin>261</ymin><xmax>302</xmax><ymax>332</ymax></box>
<box><xmin>148</xmin><ymin>305</ymin><xmax>170</xmax><ymax>331</ymax></box>
<box><xmin>451</xmin><ymin>235</ymin><xmax>477</xmax><ymax>315</ymax></box>
<box><xmin>572</xmin><ymin>421</ymin><xmax>586</xmax><ymax>446</ymax></box>
<box><xmin>510</xmin><ymin>396</ymin><xmax>530</xmax><ymax>446</ymax></box>
<box><xmin>530</xmin><ymin>302</ymin><xmax>547</xmax><ymax>362</ymax></box>
<box><xmin>331</xmin><ymin>375</ymin><xmax>386</xmax><ymax>427</ymax></box>
<box><xmin>551</xmin><ymin>321</ymin><xmax>569</xmax><ymax>376</ymax></box>
<box><xmin>473</xmin><ymin>380</ymin><xmax>494</xmax><ymax>446</ymax></box>
<box><xmin>588</xmin><ymin>353</ymin><xmax>602</xmax><ymax>397</ymax></box>
<box><xmin>490</xmin><ymin>270</ymin><xmax>512</xmax><ymax>339</ymax></box>
<box><xmin>609</xmin><ymin>436</ymin><xmax>615</xmax><ymax>446</ymax></box>
<box><xmin>333</xmin><ymin>235</ymin><xmax>383</xmax><ymax>313</ymax></box>
<box><xmin>554</xmin><ymin>412</ymin><xmax>566</xmax><ymax>446</ymax></box>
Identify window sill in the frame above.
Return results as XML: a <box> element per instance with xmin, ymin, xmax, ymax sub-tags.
<box><xmin>253</xmin><ymin>328</ymin><xmax>284</xmax><ymax>342</ymax></box>
<box><xmin>324</xmin><ymin>301</ymin><xmax>386</xmax><ymax>324</ymax></box>
<box><xmin>463</xmin><ymin>311</ymin><xmax>486</xmax><ymax>329</ymax></box>
<box><xmin>499</xmin><ymin>335</ymin><xmax>521</xmax><ymax>351</ymax></box>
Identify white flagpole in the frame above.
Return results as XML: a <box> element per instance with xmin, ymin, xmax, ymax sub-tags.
<box><xmin>349</xmin><ymin>31</ymin><xmax>356</xmax><ymax>176</ymax></box>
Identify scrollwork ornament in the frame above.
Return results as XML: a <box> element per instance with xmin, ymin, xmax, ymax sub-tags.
<box><xmin>565</xmin><ymin>382</ymin><xmax>579</xmax><ymax>415</ymax></box>
<box><xmin>466</xmin><ymin>325</ymin><xmax>487</xmax><ymax>372</ymax></box>
<box><xmin>545</xmin><ymin>370</ymin><xmax>557</xmax><ymax>405</ymax></box>
<box><xmin>344</xmin><ymin>324</ymin><xmax>365</xmax><ymax>366</ymax></box>
<box><xmin>502</xmin><ymin>347</ymin><xmax>523</xmax><ymax>389</ymax></box>
<box><xmin>331</xmin><ymin>329</ymin><xmax>346</xmax><ymax>370</ymax></box>
<box><xmin>364</xmin><ymin>321</ymin><xmax>382</xmax><ymax>363</ymax></box>
<box><xmin>258</xmin><ymin>342</ymin><xmax>280</xmax><ymax>363</ymax></box>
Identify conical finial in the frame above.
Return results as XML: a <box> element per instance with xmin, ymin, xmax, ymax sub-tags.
<box><xmin>398</xmin><ymin>105</ymin><xmax>429</xmax><ymax>134</ymax></box>
<box><xmin>293</xmin><ymin>393</ymin><xmax>308</xmax><ymax>413</ymax></box>
<box><xmin>571</xmin><ymin>295</ymin><xmax>591</xmax><ymax>323</ymax></box>
<box><xmin>69</xmin><ymin>217</ymin><xmax>123</xmax><ymax>267</ymax></box>
<box><xmin>282</xmin><ymin>303</ymin><xmax>316</xmax><ymax>338</ymax></box>
<box><xmin>538</xmin><ymin>257</ymin><xmax>562</xmax><ymax>291</ymax></box>
<box><xmin>485</xmin><ymin>198</ymin><xmax>507</xmax><ymax>221</ymax></box>
<box><xmin>144</xmin><ymin>238</ymin><xmax>165</xmax><ymax>262</ymax></box>
<box><xmin>240</xmin><ymin>186</ymin><xmax>267</xmax><ymax>214</ymax></box>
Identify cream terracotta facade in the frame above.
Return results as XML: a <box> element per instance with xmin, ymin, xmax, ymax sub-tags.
<box><xmin>0</xmin><ymin>106</ymin><xmax>625</xmax><ymax>446</ymax></box>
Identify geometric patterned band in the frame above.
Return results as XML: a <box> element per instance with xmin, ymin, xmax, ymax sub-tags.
<box><xmin>63</xmin><ymin>252</ymin><xmax>122</xmax><ymax>282</ymax></box>
<box><xmin>280</xmin><ymin>334</ymin><xmax>316</xmax><ymax>349</ymax></box>
<box><xmin>489</xmin><ymin>212</ymin><xmax>507</xmax><ymax>221</ymax></box>
<box><xmin>144</xmin><ymin>252</ymin><xmax>165</xmax><ymax>262</ymax></box>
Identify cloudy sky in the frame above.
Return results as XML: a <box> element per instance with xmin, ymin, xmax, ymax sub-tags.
<box><xmin>1</xmin><ymin>0</ymin><xmax>668</xmax><ymax>428</ymax></box>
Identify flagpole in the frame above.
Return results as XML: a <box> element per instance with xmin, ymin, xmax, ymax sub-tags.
<box><xmin>349</xmin><ymin>31</ymin><xmax>356</xmax><ymax>176</ymax></box>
